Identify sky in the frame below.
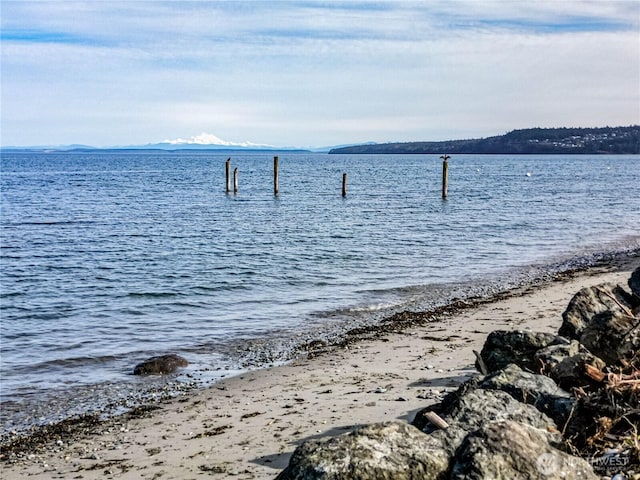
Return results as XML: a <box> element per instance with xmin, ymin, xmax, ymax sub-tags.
<box><xmin>1</xmin><ymin>0</ymin><xmax>639</xmax><ymax>148</ymax></box>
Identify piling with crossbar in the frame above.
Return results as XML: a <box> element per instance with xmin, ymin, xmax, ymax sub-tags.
<box><xmin>274</xmin><ymin>156</ymin><xmax>279</xmax><ymax>196</ymax></box>
<box><xmin>233</xmin><ymin>167</ymin><xmax>238</xmax><ymax>194</ymax></box>
<box><xmin>225</xmin><ymin>158</ymin><xmax>231</xmax><ymax>194</ymax></box>
<box><xmin>441</xmin><ymin>154</ymin><xmax>450</xmax><ymax>199</ymax></box>
<box><xmin>342</xmin><ymin>172</ymin><xmax>347</xmax><ymax>197</ymax></box>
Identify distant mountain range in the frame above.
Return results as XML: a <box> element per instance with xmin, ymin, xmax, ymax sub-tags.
<box><xmin>1</xmin><ymin>143</ymin><xmax>312</xmax><ymax>154</ymax></box>
<box><xmin>329</xmin><ymin>126</ymin><xmax>640</xmax><ymax>155</ymax></box>
<box><xmin>0</xmin><ymin>143</ymin><xmax>363</xmax><ymax>154</ymax></box>
<box><xmin>1</xmin><ymin>133</ymin><xmax>371</xmax><ymax>153</ymax></box>
<box><xmin>3</xmin><ymin>127</ymin><xmax>638</xmax><ymax>154</ymax></box>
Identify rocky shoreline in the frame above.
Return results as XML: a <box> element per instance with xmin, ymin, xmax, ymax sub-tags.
<box><xmin>2</xmin><ymin>249</ymin><xmax>637</xmax><ymax>438</ymax></box>
<box><xmin>0</xmin><ymin>258</ymin><xmax>638</xmax><ymax>479</ymax></box>
<box><xmin>277</xmin><ymin>268</ymin><xmax>640</xmax><ymax>479</ymax></box>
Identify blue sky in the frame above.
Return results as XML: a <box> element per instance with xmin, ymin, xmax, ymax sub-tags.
<box><xmin>1</xmin><ymin>0</ymin><xmax>639</xmax><ymax>147</ymax></box>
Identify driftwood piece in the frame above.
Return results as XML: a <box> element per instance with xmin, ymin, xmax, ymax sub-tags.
<box><xmin>473</xmin><ymin>349</ymin><xmax>488</xmax><ymax>375</ymax></box>
<box><xmin>424</xmin><ymin>411</ymin><xmax>449</xmax><ymax>430</ymax></box>
<box><xmin>584</xmin><ymin>364</ymin><xmax>605</xmax><ymax>383</ymax></box>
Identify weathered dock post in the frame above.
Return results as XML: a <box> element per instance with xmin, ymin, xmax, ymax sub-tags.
<box><xmin>225</xmin><ymin>158</ymin><xmax>231</xmax><ymax>194</ymax></box>
<box><xmin>440</xmin><ymin>154</ymin><xmax>450</xmax><ymax>199</ymax></box>
<box><xmin>233</xmin><ymin>167</ymin><xmax>238</xmax><ymax>194</ymax></box>
<box><xmin>274</xmin><ymin>156</ymin><xmax>279</xmax><ymax>196</ymax></box>
<box><xmin>342</xmin><ymin>172</ymin><xmax>347</xmax><ymax>197</ymax></box>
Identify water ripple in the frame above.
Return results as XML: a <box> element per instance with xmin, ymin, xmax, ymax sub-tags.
<box><xmin>1</xmin><ymin>152</ymin><xmax>639</xmax><ymax>430</ymax></box>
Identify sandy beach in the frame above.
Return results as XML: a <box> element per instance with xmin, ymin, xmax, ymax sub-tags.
<box><xmin>2</xmin><ymin>257</ymin><xmax>638</xmax><ymax>479</ymax></box>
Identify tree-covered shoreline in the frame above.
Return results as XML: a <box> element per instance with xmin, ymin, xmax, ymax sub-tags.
<box><xmin>329</xmin><ymin>126</ymin><xmax>640</xmax><ymax>155</ymax></box>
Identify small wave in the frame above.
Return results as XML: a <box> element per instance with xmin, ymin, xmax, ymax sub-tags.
<box><xmin>170</xmin><ymin>302</ymin><xmax>207</xmax><ymax>309</ymax></box>
<box><xmin>127</xmin><ymin>292</ymin><xmax>181</xmax><ymax>298</ymax></box>
<box><xmin>6</xmin><ymin>354</ymin><xmax>123</xmax><ymax>375</ymax></box>
<box><xmin>115</xmin><ymin>308</ymin><xmax>146</xmax><ymax>316</ymax></box>
<box><xmin>0</xmin><ymin>291</ymin><xmax>24</xmax><ymax>298</ymax></box>
<box><xmin>6</xmin><ymin>220</ymin><xmax>96</xmax><ymax>226</ymax></box>
<box><xmin>339</xmin><ymin>301</ymin><xmax>405</xmax><ymax>314</ymax></box>
<box><xmin>194</xmin><ymin>284</ymin><xmax>252</xmax><ymax>293</ymax></box>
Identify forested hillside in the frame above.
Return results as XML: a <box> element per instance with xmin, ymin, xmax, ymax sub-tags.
<box><xmin>329</xmin><ymin>126</ymin><xmax>640</xmax><ymax>154</ymax></box>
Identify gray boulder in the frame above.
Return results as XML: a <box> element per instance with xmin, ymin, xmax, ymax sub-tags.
<box><xmin>629</xmin><ymin>266</ymin><xmax>640</xmax><ymax>301</ymax></box>
<box><xmin>414</xmin><ymin>386</ymin><xmax>557</xmax><ymax>436</ymax></box>
<box><xmin>535</xmin><ymin>340</ymin><xmax>606</xmax><ymax>388</ymax></box>
<box><xmin>275</xmin><ymin>421</ymin><xmax>451</xmax><ymax>480</ymax></box>
<box><xmin>534</xmin><ymin>338</ymin><xmax>579</xmax><ymax>374</ymax></box>
<box><xmin>450</xmin><ymin>420</ymin><xmax>598</xmax><ymax>480</ymax></box>
<box><xmin>533</xmin><ymin>336</ymin><xmax>576</xmax><ymax>367</ymax></box>
<box><xmin>559</xmin><ymin>283</ymin><xmax>637</xmax><ymax>340</ymax></box>
<box><xmin>479</xmin><ymin>364</ymin><xmax>574</xmax><ymax>427</ymax></box>
<box><xmin>579</xmin><ymin>310</ymin><xmax>640</xmax><ymax>366</ymax></box>
<box><xmin>476</xmin><ymin>330</ymin><xmax>556</xmax><ymax>373</ymax></box>
<box><xmin>549</xmin><ymin>352</ymin><xmax>606</xmax><ymax>388</ymax></box>
<box><xmin>133</xmin><ymin>354</ymin><xmax>188</xmax><ymax>375</ymax></box>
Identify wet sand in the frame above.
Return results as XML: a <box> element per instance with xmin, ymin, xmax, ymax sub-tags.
<box><xmin>1</xmin><ymin>257</ymin><xmax>638</xmax><ymax>479</ymax></box>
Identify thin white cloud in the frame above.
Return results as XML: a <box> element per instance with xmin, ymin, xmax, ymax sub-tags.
<box><xmin>1</xmin><ymin>1</ymin><xmax>638</xmax><ymax>146</ymax></box>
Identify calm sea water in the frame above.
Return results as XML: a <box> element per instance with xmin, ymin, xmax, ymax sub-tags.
<box><xmin>1</xmin><ymin>152</ymin><xmax>639</xmax><ymax>430</ymax></box>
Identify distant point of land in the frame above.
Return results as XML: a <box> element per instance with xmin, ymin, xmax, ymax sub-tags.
<box><xmin>329</xmin><ymin>126</ymin><xmax>640</xmax><ymax>155</ymax></box>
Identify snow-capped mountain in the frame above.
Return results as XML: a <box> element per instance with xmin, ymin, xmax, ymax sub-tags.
<box><xmin>158</xmin><ymin>133</ymin><xmax>276</xmax><ymax>149</ymax></box>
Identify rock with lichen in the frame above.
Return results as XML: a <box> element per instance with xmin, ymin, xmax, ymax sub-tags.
<box><xmin>559</xmin><ymin>283</ymin><xmax>637</xmax><ymax>339</ymax></box>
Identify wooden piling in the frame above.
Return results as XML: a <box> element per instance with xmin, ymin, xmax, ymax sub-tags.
<box><xmin>342</xmin><ymin>172</ymin><xmax>347</xmax><ymax>197</ymax></box>
<box><xmin>233</xmin><ymin>167</ymin><xmax>238</xmax><ymax>194</ymax></box>
<box><xmin>440</xmin><ymin>154</ymin><xmax>450</xmax><ymax>199</ymax></box>
<box><xmin>273</xmin><ymin>156</ymin><xmax>279</xmax><ymax>196</ymax></box>
<box><xmin>225</xmin><ymin>158</ymin><xmax>231</xmax><ymax>194</ymax></box>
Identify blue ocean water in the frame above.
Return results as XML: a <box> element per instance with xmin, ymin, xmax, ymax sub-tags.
<box><xmin>1</xmin><ymin>152</ymin><xmax>639</xmax><ymax>429</ymax></box>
